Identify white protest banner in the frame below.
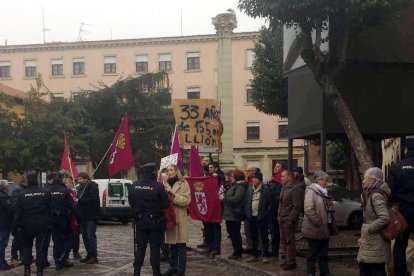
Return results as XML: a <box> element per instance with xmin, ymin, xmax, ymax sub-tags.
<box><xmin>160</xmin><ymin>153</ymin><xmax>178</xmax><ymax>170</ymax></box>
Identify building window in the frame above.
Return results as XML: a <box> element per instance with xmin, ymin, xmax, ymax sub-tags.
<box><xmin>0</xmin><ymin>61</ymin><xmax>11</xmax><ymax>78</ymax></box>
<box><xmin>246</xmin><ymin>49</ymin><xmax>255</xmax><ymax>68</ymax></box>
<box><xmin>104</xmin><ymin>56</ymin><xmax>116</xmax><ymax>74</ymax></box>
<box><xmin>135</xmin><ymin>55</ymin><xmax>148</xmax><ymax>73</ymax></box>
<box><xmin>187</xmin><ymin>87</ymin><xmax>200</xmax><ymax>99</ymax></box>
<box><xmin>51</xmin><ymin>91</ymin><xmax>64</xmax><ymax>99</ymax></box>
<box><xmin>52</xmin><ymin>59</ymin><xmax>63</xmax><ymax>76</ymax></box>
<box><xmin>246</xmin><ymin>122</ymin><xmax>260</xmax><ymax>140</ymax></box>
<box><xmin>71</xmin><ymin>91</ymin><xmax>83</xmax><ymax>99</ymax></box>
<box><xmin>159</xmin><ymin>54</ymin><xmax>172</xmax><ymax>72</ymax></box>
<box><xmin>25</xmin><ymin>60</ymin><xmax>37</xmax><ymax>77</ymax></box>
<box><xmin>73</xmin><ymin>58</ymin><xmax>85</xmax><ymax>75</ymax></box>
<box><xmin>278</xmin><ymin>121</ymin><xmax>288</xmax><ymax>140</ymax></box>
<box><xmin>187</xmin><ymin>52</ymin><xmax>200</xmax><ymax>70</ymax></box>
<box><xmin>246</xmin><ymin>86</ymin><xmax>253</xmax><ymax>103</ymax></box>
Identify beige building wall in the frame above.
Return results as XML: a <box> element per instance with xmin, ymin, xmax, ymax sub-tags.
<box><xmin>0</xmin><ymin>29</ymin><xmax>303</xmax><ymax>178</ymax></box>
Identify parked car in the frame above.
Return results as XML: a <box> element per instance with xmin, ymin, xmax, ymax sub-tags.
<box><xmin>94</xmin><ymin>179</ymin><xmax>133</xmax><ymax>224</ymax></box>
<box><xmin>327</xmin><ymin>183</ymin><xmax>362</xmax><ymax>229</ymax></box>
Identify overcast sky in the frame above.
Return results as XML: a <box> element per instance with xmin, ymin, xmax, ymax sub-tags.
<box><xmin>0</xmin><ymin>0</ymin><xmax>267</xmax><ymax>45</ymax></box>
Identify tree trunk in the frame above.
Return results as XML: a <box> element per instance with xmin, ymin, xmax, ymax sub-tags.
<box><xmin>319</xmin><ymin>75</ymin><xmax>374</xmax><ymax>173</ymax></box>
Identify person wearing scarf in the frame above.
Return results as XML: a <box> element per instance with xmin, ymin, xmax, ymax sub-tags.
<box><xmin>358</xmin><ymin>167</ymin><xmax>391</xmax><ymax>276</ymax></box>
<box><xmin>162</xmin><ymin>164</ymin><xmax>191</xmax><ymax>276</ymax></box>
<box><xmin>302</xmin><ymin>170</ymin><xmax>333</xmax><ymax>276</ymax></box>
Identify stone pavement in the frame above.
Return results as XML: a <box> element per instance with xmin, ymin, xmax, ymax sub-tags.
<box><xmin>2</xmin><ymin>219</ymin><xmax>360</xmax><ymax>275</ymax></box>
<box><xmin>187</xmin><ymin>219</ymin><xmax>360</xmax><ymax>276</ymax></box>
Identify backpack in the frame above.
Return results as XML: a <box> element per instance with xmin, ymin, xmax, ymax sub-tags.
<box><xmin>368</xmin><ymin>189</ymin><xmax>409</xmax><ymax>241</ymax></box>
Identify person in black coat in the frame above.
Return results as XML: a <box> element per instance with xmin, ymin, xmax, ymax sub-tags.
<box><xmin>0</xmin><ymin>180</ymin><xmax>13</xmax><ymax>270</ymax></box>
<box><xmin>45</xmin><ymin>173</ymin><xmax>79</xmax><ymax>270</ymax></box>
<box><xmin>129</xmin><ymin>163</ymin><xmax>169</xmax><ymax>276</ymax></box>
<box><xmin>13</xmin><ymin>173</ymin><xmax>51</xmax><ymax>276</ymax></box>
<box><xmin>10</xmin><ymin>177</ymin><xmax>27</xmax><ymax>265</ymax></box>
<box><xmin>76</xmin><ymin>172</ymin><xmax>100</xmax><ymax>264</ymax></box>
<box><xmin>388</xmin><ymin>146</ymin><xmax>414</xmax><ymax>276</ymax></box>
<box><xmin>244</xmin><ymin>172</ymin><xmax>271</xmax><ymax>263</ymax></box>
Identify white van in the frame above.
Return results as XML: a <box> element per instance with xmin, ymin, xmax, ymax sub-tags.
<box><xmin>93</xmin><ymin>179</ymin><xmax>133</xmax><ymax>224</ymax></box>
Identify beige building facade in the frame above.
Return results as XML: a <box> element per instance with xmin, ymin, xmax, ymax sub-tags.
<box><xmin>0</xmin><ymin>12</ymin><xmax>304</xmax><ymax>178</ymax></box>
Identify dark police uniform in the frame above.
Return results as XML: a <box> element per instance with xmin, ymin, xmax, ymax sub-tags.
<box><xmin>45</xmin><ymin>174</ymin><xmax>78</xmax><ymax>270</ymax></box>
<box><xmin>13</xmin><ymin>179</ymin><xmax>51</xmax><ymax>275</ymax></box>
<box><xmin>128</xmin><ymin>163</ymin><xmax>169</xmax><ymax>276</ymax></box>
<box><xmin>388</xmin><ymin>153</ymin><xmax>414</xmax><ymax>276</ymax></box>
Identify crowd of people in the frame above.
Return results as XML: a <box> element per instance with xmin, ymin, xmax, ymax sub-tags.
<box><xmin>2</xmin><ymin>147</ymin><xmax>414</xmax><ymax>276</ymax></box>
<box><xmin>0</xmin><ymin>172</ymin><xmax>100</xmax><ymax>275</ymax></box>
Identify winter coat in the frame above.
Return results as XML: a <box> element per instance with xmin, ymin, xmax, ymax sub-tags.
<box><xmin>357</xmin><ymin>183</ymin><xmax>391</xmax><ymax>264</ymax></box>
<box><xmin>77</xmin><ymin>181</ymin><xmax>100</xmax><ymax>222</ymax></box>
<box><xmin>164</xmin><ymin>178</ymin><xmax>191</xmax><ymax>244</ymax></box>
<box><xmin>301</xmin><ymin>184</ymin><xmax>330</xmax><ymax>240</ymax></box>
<box><xmin>0</xmin><ymin>190</ymin><xmax>13</xmax><ymax>230</ymax></box>
<box><xmin>244</xmin><ymin>184</ymin><xmax>271</xmax><ymax>221</ymax></box>
<box><xmin>267</xmin><ymin>181</ymin><xmax>282</xmax><ymax>218</ymax></box>
<box><xmin>221</xmin><ymin>181</ymin><xmax>247</xmax><ymax>222</ymax></box>
<box><xmin>278</xmin><ymin>181</ymin><xmax>305</xmax><ymax>225</ymax></box>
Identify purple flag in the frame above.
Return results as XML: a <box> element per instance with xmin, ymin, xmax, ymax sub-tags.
<box><xmin>188</xmin><ymin>145</ymin><xmax>203</xmax><ymax>177</ymax></box>
<box><xmin>170</xmin><ymin>126</ymin><xmax>182</xmax><ymax>170</ymax></box>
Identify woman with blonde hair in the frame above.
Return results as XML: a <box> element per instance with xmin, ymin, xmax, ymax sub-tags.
<box><xmin>162</xmin><ymin>164</ymin><xmax>191</xmax><ymax>276</ymax></box>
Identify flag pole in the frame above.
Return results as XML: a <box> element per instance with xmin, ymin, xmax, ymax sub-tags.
<box><xmin>65</xmin><ymin>130</ymin><xmax>76</xmax><ymax>181</ymax></box>
<box><xmin>91</xmin><ymin>142</ymin><xmax>113</xmax><ymax>178</ymax></box>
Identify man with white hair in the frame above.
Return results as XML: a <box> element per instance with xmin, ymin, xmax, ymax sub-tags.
<box><xmin>0</xmin><ymin>180</ymin><xmax>13</xmax><ymax>270</ymax></box>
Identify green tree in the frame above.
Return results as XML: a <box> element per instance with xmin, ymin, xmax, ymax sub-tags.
<box><xmin>239</xmin><ymin>0</ymin><xmax>412</xmax><ymax>171</ymax></box>
<box><xmin>250</xmin><ymin>24</ymin><xmax>288</xmax><ymax>117</ymax></box>
<box><xmin>327</xmin><ymin>141</ymin><xmax>347</xmax><ymax>170</ymax></box>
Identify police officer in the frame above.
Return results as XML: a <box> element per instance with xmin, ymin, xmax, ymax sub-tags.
<box><xmin>129</xmin><ymin>163</ymin><xmax>169</xmax><ymax>276</ymax></box>
<box><xmin>45</xmin><ymin>173</ymin><xmax>78</xmax><ymax>270</ymax></box>
<box><xmin>388</xmin><ymin>143</ymin><xmax>414</xmax><ymax>276</ymax></box>
<box><xmin>12</xmin><ymin>173</ymin><xmax>51</xmax><ymax>276</ymax></box>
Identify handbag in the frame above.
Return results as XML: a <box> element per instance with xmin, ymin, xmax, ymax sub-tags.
<box><xmin>369</xmin><ymin>190</ymin><xmax>409</xmax><ymax>241</ymax></box>
<box><xmin>322</xmin><ymin>195</ymin><xmax>339</xmax><ymax>236</ymax></box>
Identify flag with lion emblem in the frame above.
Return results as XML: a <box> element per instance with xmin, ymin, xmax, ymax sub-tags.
<box><xmin>187</xmin><ymin>176</ymin><xmax>222</xmax><ymax>223</ymax></box>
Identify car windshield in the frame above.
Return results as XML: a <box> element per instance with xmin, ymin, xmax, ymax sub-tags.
<box><xmin>327</xmin><ymin>184</ymin><xmax>360</xmax><ymax>201</ymax></box>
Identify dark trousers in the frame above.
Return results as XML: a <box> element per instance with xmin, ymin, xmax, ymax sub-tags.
<box><xmin>22</xmin><ymin>226</ymin><xmax>48</xmax><ymax>268</ymax></box>
<box><xmin>81</xmin><ymin>220</ymin><xmax>97</xmax><ymax>257</ymax></box>
<box><xmin>11</xmin><ymin>230</ymin><xmax>23</xmax><ymax>260</ymax></box>
<box><xmin>51</xmin><ymin>221</ymin><xmax>75</xmax><ymax>261</ymax></box>
<box><xmin>268</xmin><ymin>214</ymin><xmax>280</xmax><ymax>255</ymax></box>
<box><xmin>307</xmin><ymin>238</ymin><xmax>329</xmax><ymax>276</ymax></box>
<box><xmin>169</xmin><ymin>243</ymin><xmax>186</xmax><ymax>273</ymax></box>
<box><xmin>135</xmin><ymin>228</ymin><xmax>163</xmax><ymax>275</ymax></box>
<box><xmin>280</xmin><ymin>222</ymin><xmax>296</xmax><ymax>265</ymax></box>
<box><xmin>249</xmin><ymin>217</ymin><xmax>269</xmax><ymax>257</ymax></box>
<box><xmin>72</xmin><ymin>231</ymin><xmax>80</xmax><ymax>254</ymax></box>
<box><xmin>393</xmin><ymin>225</ymin><xmax>414</xmax><ymax>276</ymax></box>
<box><xmin>205</xmin><ymin>222</ymin><xmax>221</xmax><ymax>251</ymax></box>
<box><xmin>0</xmin><ymin>229</ymin><xmax>10</xmax><ymax>266</ymax></box>
<box><xmin>202</xmin><ymin>222</ymin><xmax>208</xmax><ymax>244</ymax></box>
<box><xmin>225</xmin><ymin>220</ymin><xmax>243</xmax><ymax>256</ymax></box>
<box><xmin>359</xmin><ymin>262</ymin><xmax>387</xmax><ymax>276</ymax></box>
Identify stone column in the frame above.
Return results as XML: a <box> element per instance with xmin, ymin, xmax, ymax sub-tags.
<box><xmin>212</xmin><ymin>12</ymin><xmax>237</xmax><ymax>170</ymax></box>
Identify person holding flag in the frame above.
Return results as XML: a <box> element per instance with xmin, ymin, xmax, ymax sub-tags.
<box><xmin>60</xmin><ymin>131</ymin><xmax>79</xmax><ymax>180</ymax></box>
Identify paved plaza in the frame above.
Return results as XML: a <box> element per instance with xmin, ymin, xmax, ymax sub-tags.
<box><xmin>3</xmin><ymin>219</ymin><xmax>360</xmax><ymax>275</ymax></box>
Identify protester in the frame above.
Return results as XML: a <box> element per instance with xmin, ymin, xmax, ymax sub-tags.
<box><xmin>46</xmin><ymin>173</ymin><xmax>78</xmax><ymax>270</ymax></box>
<box><xmin>243</xmin><ymin>166</ymin><xmax>257</xmax><ymax>254</ymax></box>
<box><xmin>272</xmin><ymin>162</ymin><xmax>287</xmax><ymax>185</ymax></box>
<box><xmin>129</xmin><ymin>163</ymin><xmax>169</xmax><ymax>276</ymax></box>
<box><xmin>64</xmin><ymin>178</ymin><xmax>81</xmax><ymax>260</ymax></box>
<box><xmin>162</xmin><ymin>164</ymin><xmax>191</xmax><ymax>276</ymax></box>
<box><xmin>244</xmin><ymin>172</ymin><xmax>271</xmax><ymax>263</ymax></box>
<box><xmin>197</xmin><ymin>157</ymin><xmax>212</xmax><ymax>250</ymax></box>
<box><xmin>77</xmin><ymin>172</ymin><xmax>100</xmax><ymax>264</ymax></box>
<box><xmin>13</xmin><ymin>173</ymin><xmax>51</xmax><ymax>276</ymax></box>
<box><xmin>203</xmin><ymin>161</ymin><xmax>224</xmax><ymax>256</ymax></box>
<box><xmin>267</xmin><ymin>169</ymin><xmax>283</xmax><ymax>258</ymax></box>
<box><xmin>0</xmin><ymin>180</ymin><xmax>13</xmax><ymax>270</ymax></box>
<box><xmin>278</xmin><ymin>170</ymin><xmax>304</xmax><ymax>270</ymax></box>
<box><xmin>358</xmin><ymin>167</ymin><xmax>391</xmax><ymax>276</ymax></box>
<box><xmin>294</xmin><ymin>167</ymin><xmax>307</xmax><ymax>191</ymax></box>
<box><xmin>10</xmin><ymin>176</ymin><xmax>27</xmax><ymax>265</ymax></box>
<box><xmin>202</xmin><ymin>156</ymin><xmax>212</xmax><ymax>177</ymax></box>
<box><xmin>388</xmin><ymin>145</ymin><xmax>414</xmax><ymax>276</ymax></box>
<box><xmin>221</xmin><ymin>169</ymin><xmax>247</xmax><ymax>259</ymax></box>
<box><xmin>302</xmin><ymin>170</ymin><xmax>333</xmax><ymax>276</ymax></box>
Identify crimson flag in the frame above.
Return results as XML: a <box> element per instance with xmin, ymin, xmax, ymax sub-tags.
<box><xmin>60</xmin><ymin>131</ymin><xmax>79</xmax><ymax>178</ymax></box>
<box><xmin>170</xmin><ymin>126</ymin><xmax>182</xmax><ymax>170</ymax></box>
<box><xmin>187</xmin><ymin>176</ymin><xmax>222</xmax><ymax>223</ymax></box>
<box><xmin>188</xmin><ymin>145</ymin><xmax>203</xmax><ymax>177</ymax></box>
<box><xmin>108</xmin><ymin>114</ymin><xmax>136</xmax><ymax>178</ymax></box>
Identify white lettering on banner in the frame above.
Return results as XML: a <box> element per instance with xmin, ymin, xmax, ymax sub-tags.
<box><xmin>25</xmin><ymin>193</ymin><xmax>45</xmax><ymax>197</ymax></box>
